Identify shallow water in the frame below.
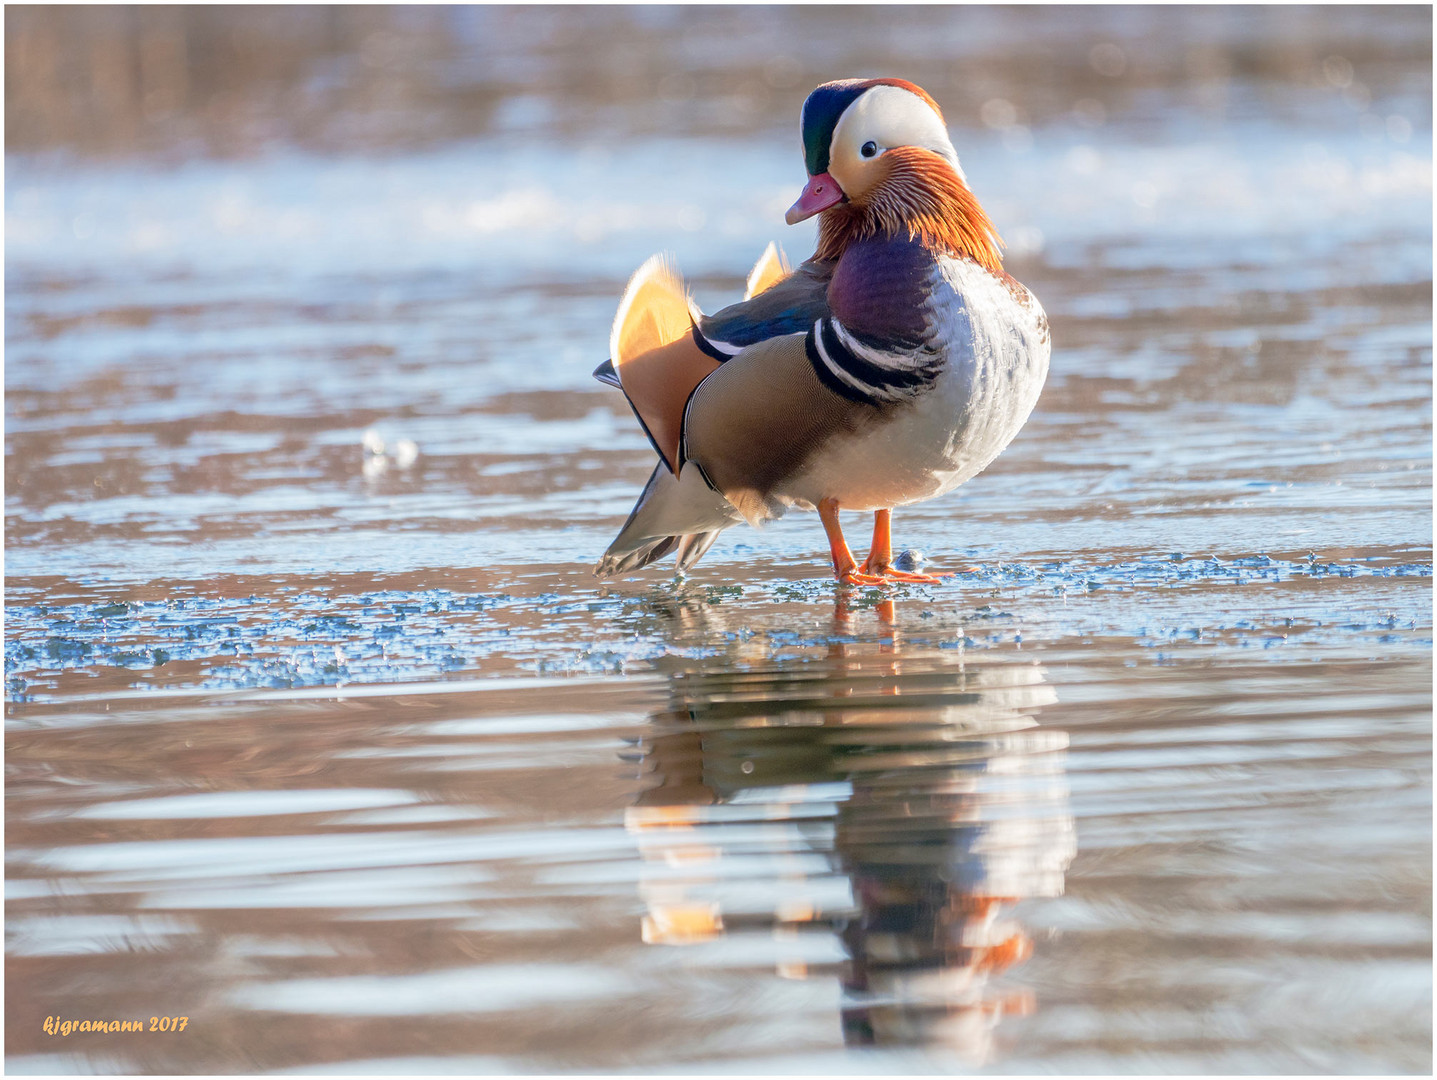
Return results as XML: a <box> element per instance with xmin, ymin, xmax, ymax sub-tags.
<box><xmin>5</xmin><ymin>6</ymin><xmax>1433</xmax><ymax>1074</ymax></box>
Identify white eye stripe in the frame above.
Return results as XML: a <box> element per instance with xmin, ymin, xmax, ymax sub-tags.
<box><xmin>832</xmin><ymin>85</ymin><xmax>963</xmax><ymax>181</ymax></box>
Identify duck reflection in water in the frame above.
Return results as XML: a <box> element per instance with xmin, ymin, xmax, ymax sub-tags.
<box><xmin>625</xmin><ymin>598</ymin><xmax>1075</xmax><ymax>1062</ymax></box>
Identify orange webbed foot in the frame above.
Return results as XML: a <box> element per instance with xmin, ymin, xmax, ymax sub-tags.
<box><xmin>855</xmin><ymin>508</ymin><xmax>979</xmax><ymax>583</ymax></box>
<box><xmin>860</xmin><ymin>562</ymin><xmax>953</xmax><ymax>584</ymax></box>
<box><xmin>836</xmin><ymin>567</ymin><xmax>891</xmax><ymax>588</ymax></box>
<box><xmin>819</xmin><ymin>497</ymin><xmax>893</xmax><ymax>589</ymax></box>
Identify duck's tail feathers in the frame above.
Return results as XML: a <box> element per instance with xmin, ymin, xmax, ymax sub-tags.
<box><xmin>744</xmin><ymin>241</ymin><xmax>791</xmax><ymax>300</ymax></box>
<box><xmin>595</xmin><ymin>462</ymin><xmax>737</xmax><ymax>579</ymax></box>
<box><xmin>605</xmin><ymin>255</ymin><xmax>722</xmax><ymax>475</ymax></box>
<box><xmin>610</xmin><ymin>253</ymin><xmax>693</xmax><ymax>364</ymax></box>
<box><xmin>594</xmin><ymin>529</ymin><xmax>722</xmax><ymax>578</ymax></box>
<box><xmin>673</xmin><ymin>529</ymin><xmax>723</xmax><ymax>571</ymax></box>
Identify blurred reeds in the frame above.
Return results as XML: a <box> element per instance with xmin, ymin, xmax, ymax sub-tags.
<box><xmin>6</xmin><ymin>5</ymin><xmax>1430</xmax><ymax>159</ymax></box>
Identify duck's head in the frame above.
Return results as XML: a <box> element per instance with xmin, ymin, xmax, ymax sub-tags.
<box><xmin>786</xmin><ymin>78</ymin><xmax>1003</xmax><ymax>271</ymax></box>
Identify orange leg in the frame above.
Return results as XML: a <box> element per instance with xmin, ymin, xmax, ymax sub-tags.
<box><xmin>859</xmin><ymin>508</ymin><xmax>953</xmax><ymax>583</ymax></box>
<box><xmin>818</xmin><ymin>498</ymin><xmax>889</xmax><ymax>587</ymax></box>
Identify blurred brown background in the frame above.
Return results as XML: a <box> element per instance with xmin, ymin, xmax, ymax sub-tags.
<box><xmin>7</xmin><ymin>4</ymin><xmax>1431</xmax><ymax>158</ymax></box>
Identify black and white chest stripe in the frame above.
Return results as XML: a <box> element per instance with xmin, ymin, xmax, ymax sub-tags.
<box><xmin>804</xmin><ymin>316</ymin><xmax>943</xmax><ymax>406</ymax></box>
<box><xmin>691</xmin><ymin>325</ymin><xmax>743</xmax><ymax>362</ymax></box>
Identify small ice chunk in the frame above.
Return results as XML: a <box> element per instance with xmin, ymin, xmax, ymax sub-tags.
<box><xmin>392</xmin><ymin>439</ymin><xmax>419</xmax><ymax>468</ymax></box>
<box><xmin>894</xmin><ymin>549</ymin><xmax>926</xmax><ymax>572</ymax></box>
<box><xmin>361</xmin><ymin>430</ymin><xmax>419</xmax><ymax>475</ymax></box>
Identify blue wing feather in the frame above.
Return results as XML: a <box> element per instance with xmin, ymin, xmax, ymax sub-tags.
<box><xmin>695</xmin><ymin>258</ymin><xmax>835</xmax><ymax>355</ymax></box>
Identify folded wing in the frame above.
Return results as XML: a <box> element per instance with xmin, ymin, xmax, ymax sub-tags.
<box><xmin>592</xmin><ymin>245</ymin><xmax>839</xmax><ymax>575</ymax></box>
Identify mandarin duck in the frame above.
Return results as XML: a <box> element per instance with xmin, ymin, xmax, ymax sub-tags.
<box><xmin>593</xmin><ymin>78</ymin><xmax>1050</xmax><ymax>586</ymax></box>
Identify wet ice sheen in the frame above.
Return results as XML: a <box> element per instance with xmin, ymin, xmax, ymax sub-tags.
<box><xmin>5</xmin><ymin>648</ymin><xmax>1431</xmax><ymax>1073</ymax></box>
<box><xmin>231</xmin><ymin>963</ymin><xmax>629</xmax><ymax>1016</ymax></box>
<box><xmin>72</xmin><ymin>788</ymin><xmax>421</xmax><ymax>820</ymax></box>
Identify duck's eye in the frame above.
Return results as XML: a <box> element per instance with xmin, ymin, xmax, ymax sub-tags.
<box><xmin>860</xmin><ymin>141</ymin><xmax>879</xmax><ymax>158</ymax></box>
